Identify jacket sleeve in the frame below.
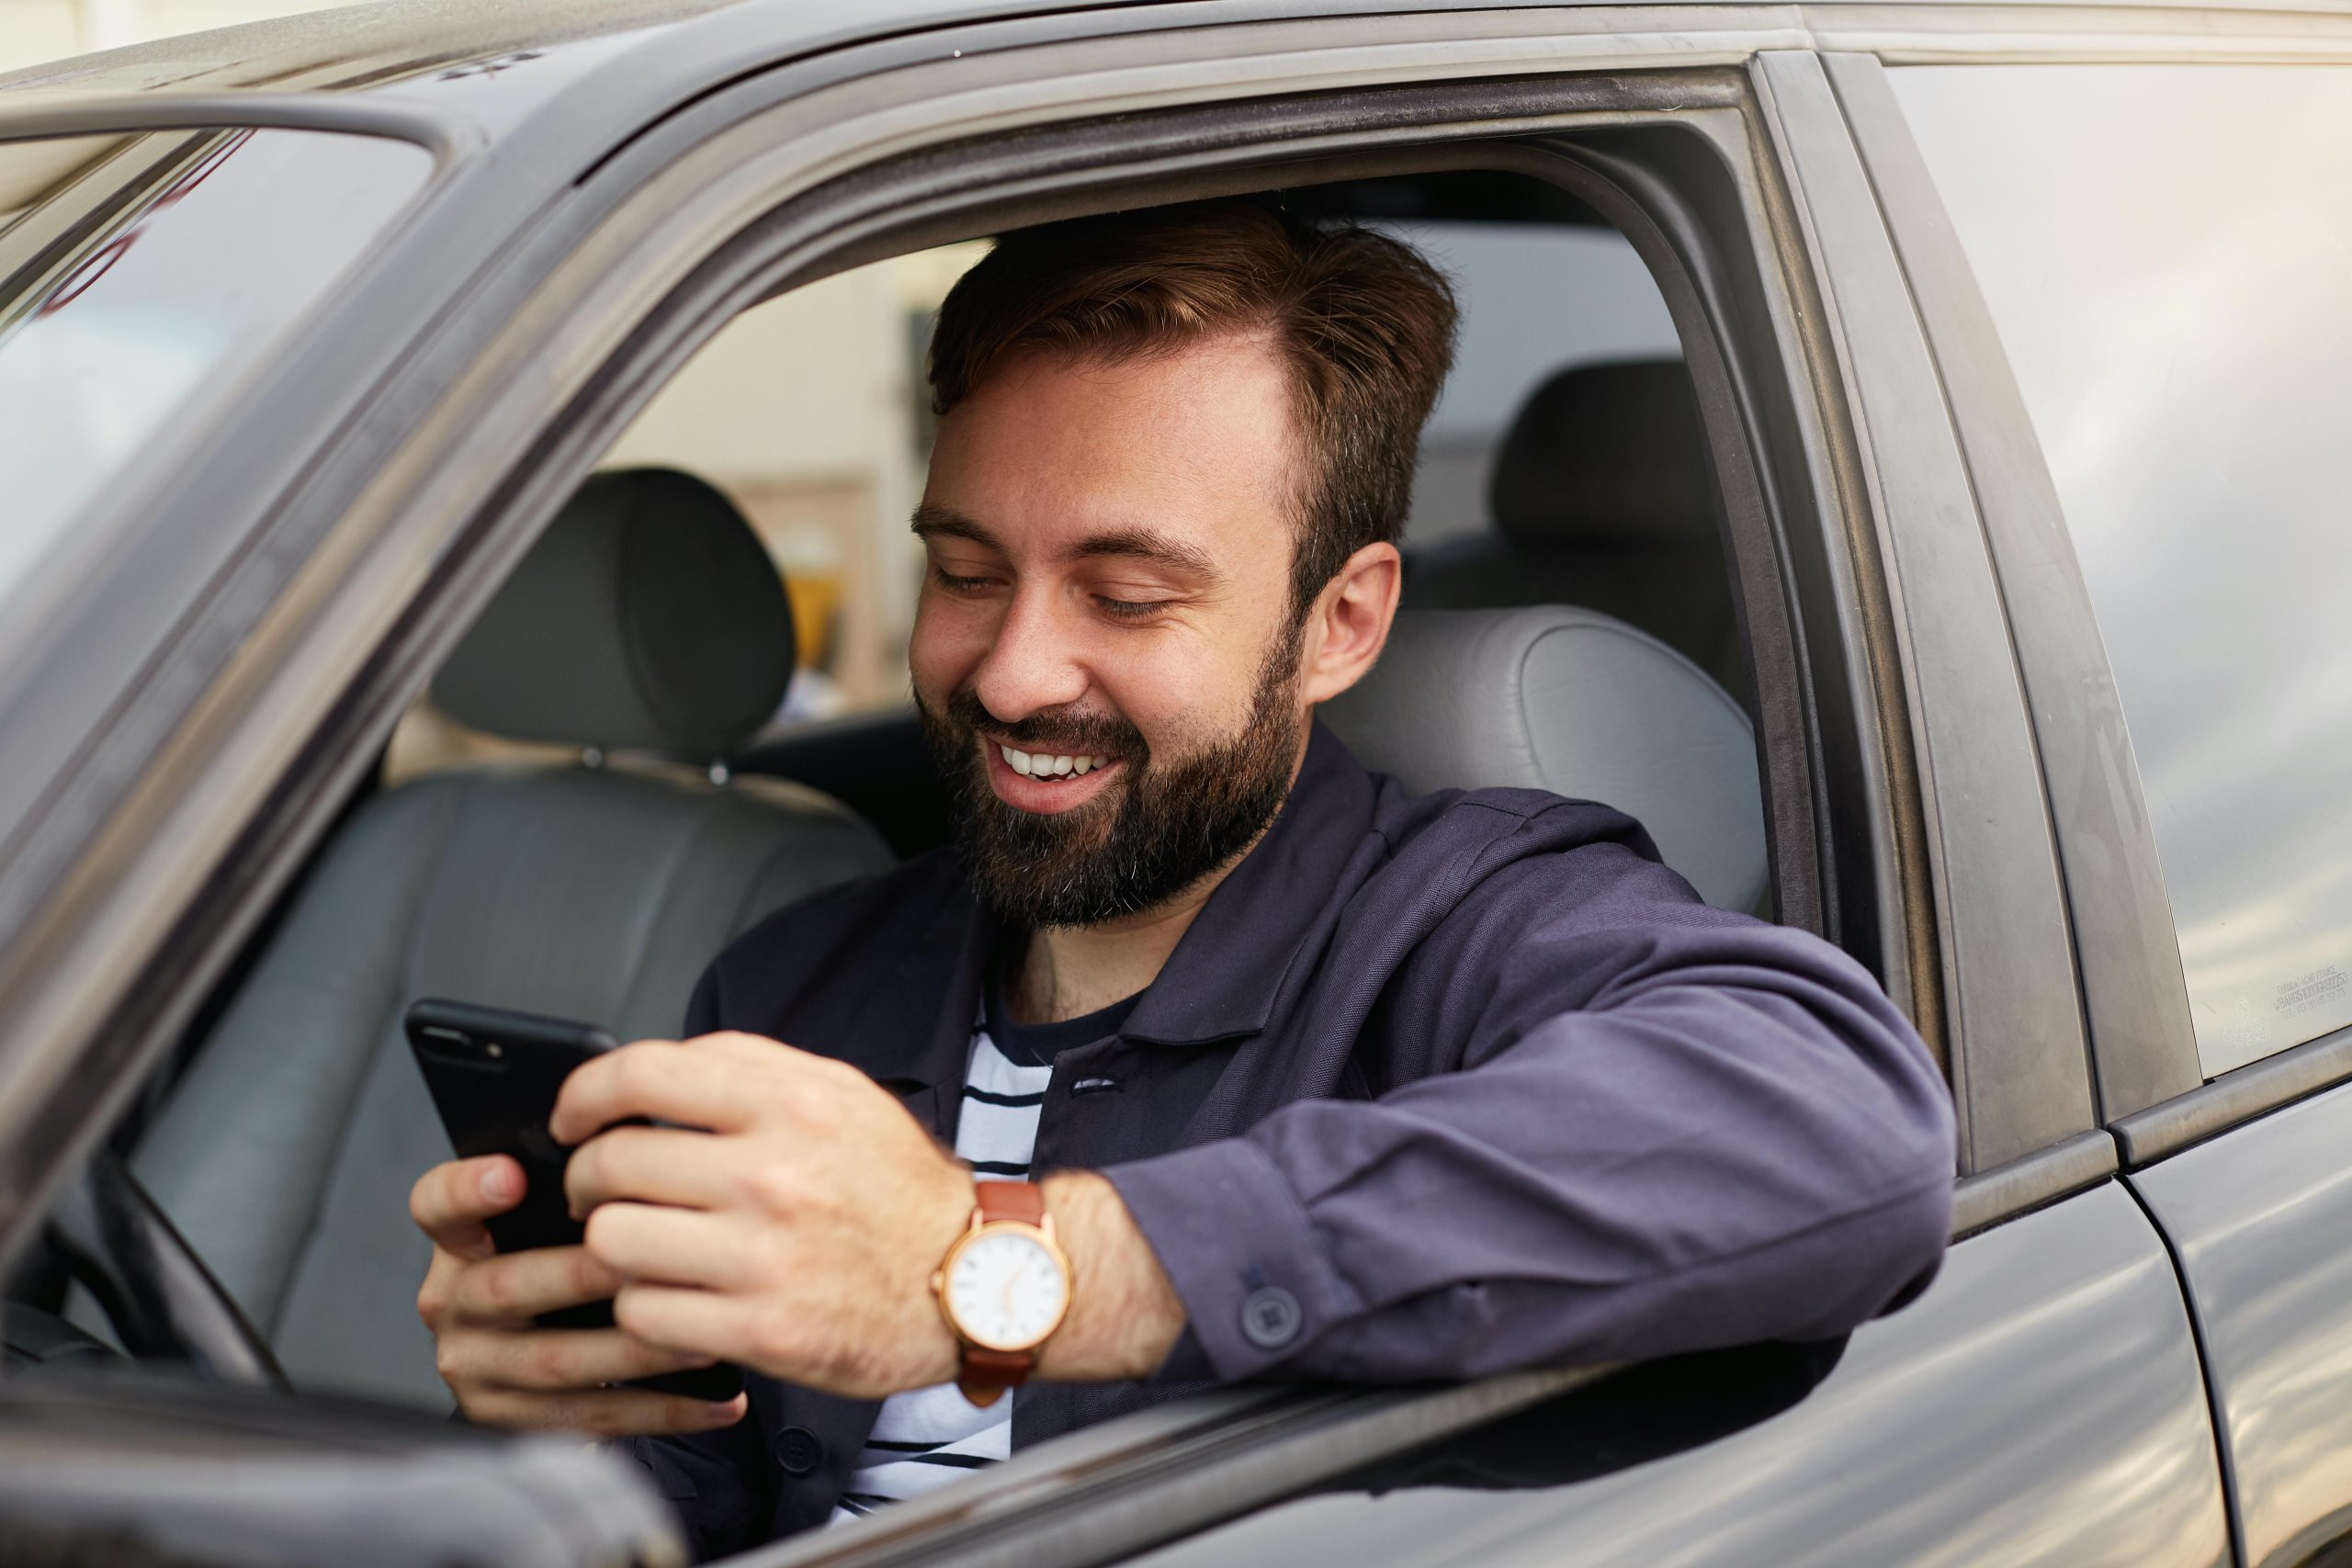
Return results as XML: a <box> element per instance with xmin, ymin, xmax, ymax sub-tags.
<box><xmin>1105</xmin><ymin>840</ymin><xmax>1957</xmax><ymax>1385</ymax></box>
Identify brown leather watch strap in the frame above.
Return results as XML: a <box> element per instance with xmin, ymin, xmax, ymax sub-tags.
<box><xmin>957</xmin><ymin>1346</ymin><xmax>1033</xmax><ymax>1407</ymax></box>
<box><xmin>974</xmin><ymin>1179</ymin><xmax>1045</xmax><ymax>1226</ymax></box>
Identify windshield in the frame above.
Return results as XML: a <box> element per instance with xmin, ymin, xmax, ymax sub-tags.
<box><xmin>0</xmin><ymin>127</ymin><xmax>433</xmax><ymax>611</ymax></box>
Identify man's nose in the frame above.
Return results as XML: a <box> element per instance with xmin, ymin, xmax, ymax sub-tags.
<box><xmin>968</xmin><ymin>588</ymin><xmax>1091</xmax><ymax>722</ymax></box>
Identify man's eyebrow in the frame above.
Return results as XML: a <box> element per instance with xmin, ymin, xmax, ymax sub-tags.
<box><xmin>1068</xmin><ymin>527</ymin><xmax>1224</xmax><ymax>585</ymax></box>
<box><xmin>910</xmin><ymin>504</ymin><xmax>1001</xmax><ymax>550</ymax></box>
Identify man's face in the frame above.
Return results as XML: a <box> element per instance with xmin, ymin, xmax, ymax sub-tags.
<box><xmin>910</xmin><ymin>333</ymin><xmax>1312</xmax><ymax>929</ymax></box>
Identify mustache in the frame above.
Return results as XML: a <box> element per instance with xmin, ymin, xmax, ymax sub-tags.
<box><xmin>943</xmin><ymin>686</ymin><xmax>1145</xmax><ymax>761</ymax></box>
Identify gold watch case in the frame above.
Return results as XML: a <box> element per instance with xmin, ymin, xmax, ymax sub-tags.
<box><xmin>931</xmin><ymin>1212</ymin><xmax>1073</xmax><ymax>1353</ymax></box>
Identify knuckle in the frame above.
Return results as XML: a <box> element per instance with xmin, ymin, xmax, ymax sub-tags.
<box><xmin>741</xmin><ymin>1159</ymin><xmax>802</xmax><ymax>1216</ymax></box>
<box><xmin>522</xmin><ymin>1333</ymin><xmax>569</xmax><ymax>1390</ymax></box>
<box><xmin>475</xmin><ymin>1260</ymin><xmax>513</xmax><ymax>1315</ymax></box>
<box><xmin>581</xmin><ymin>1399</ymin><xmax>629</xmax><ymax>1438</ymax></box>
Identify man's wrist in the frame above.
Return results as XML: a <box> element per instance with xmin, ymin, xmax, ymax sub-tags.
<box><xmin>1031</xmin><ymin>1171</ymin><xmax>1186</xmax><ymax>1382</ymax></box>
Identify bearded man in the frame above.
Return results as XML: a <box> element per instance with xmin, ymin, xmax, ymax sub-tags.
<box><xmin>406</xmin><ymin>200</ymin><xmax>1956</xmax><ymax>1558</ymax></box>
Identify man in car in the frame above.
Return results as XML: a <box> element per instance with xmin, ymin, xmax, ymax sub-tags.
<box><xmin>407</xmin><ymin>200</ymin><xmax>1956</xmax><ymax>1555</ymax></box>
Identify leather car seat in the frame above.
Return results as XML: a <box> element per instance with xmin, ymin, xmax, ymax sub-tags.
<box><xmin>1402</xmin><ymin>358</ymin><xmax>1745</xmax><ymax>694</ymax></box>
<box><xmin>1321</xmin><ymin>604</ymin><xmax>1768</xmax><ymax>912</ymax></box>
<box><xmin>90</xmin><ymin>468</ymin><xmax>893</xmax><ymax>1408</ymax></box>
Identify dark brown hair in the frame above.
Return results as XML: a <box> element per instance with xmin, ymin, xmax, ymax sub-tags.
<box><xmin>927</xmin><ymin>200</ymin><xmax>1460</xmax><ymax>614</ymax></box>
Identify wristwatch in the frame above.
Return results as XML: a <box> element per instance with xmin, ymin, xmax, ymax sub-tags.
<box><xmin>932</xmin><ymin>1179</ymin><xmax>1072</xmax><ymax>1406</ymax></box>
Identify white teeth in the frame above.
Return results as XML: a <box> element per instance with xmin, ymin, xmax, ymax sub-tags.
<box><xmin>1001</xmin><ymin>745</ymin><xmax>1115</xmax><ymax>780</ymax></box>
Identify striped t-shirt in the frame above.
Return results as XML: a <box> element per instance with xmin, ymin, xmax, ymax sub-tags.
<box><xmin>829</xmin><ymin>981</ymin><xmax>1137</xmax><ymax>1526</ymax></box>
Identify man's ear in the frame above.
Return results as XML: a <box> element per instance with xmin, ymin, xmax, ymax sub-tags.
<box><xmin>1298</xmin><ymin>541</ymin><xmax>1402</xmax><ymax>707</ymax></box>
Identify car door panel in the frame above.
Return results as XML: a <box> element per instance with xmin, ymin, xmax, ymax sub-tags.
<box><xmin>2132</xmin><ymin>1080</ymin><xmax>2352</xmax><ymax>1567</ymax></box>
<box><xmin>1128</xmin><ymin>1182</ymin><xmax>2226</xmax><ymax>1568</ymax></box>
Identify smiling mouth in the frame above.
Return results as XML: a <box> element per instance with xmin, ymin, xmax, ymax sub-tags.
<box><xmin>992</xmin><ymin>742</ymin><xmax>1115</xmax><ymax>780</ymax></box>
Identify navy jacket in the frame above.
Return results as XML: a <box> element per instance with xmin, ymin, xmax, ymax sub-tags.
<box><xmin>626</xmin><ymin>724</ymin><xmax>1956</xmax><ymax>1553</ymax></box>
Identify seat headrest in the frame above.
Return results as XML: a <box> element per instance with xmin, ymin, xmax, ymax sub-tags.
<box><xmin>434</xmin><ymin>468</ymin><xmax>795</xmax><ymax>760</ymax></box>
<box><xmin>1321</xmin><ymin>606</ymin><xmax>1767</xmax><ymax>910</ymax></box>
<box><xmin>1488</xmin><ymin>358</ymin><xmax>1715</xmax><ymax>548</ymax></box>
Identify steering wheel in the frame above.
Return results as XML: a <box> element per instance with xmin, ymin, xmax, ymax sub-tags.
<box><xmin>45</xmin><ymin>1148</ymin><xmax>289</xmax><ymax>1391</ymax></box>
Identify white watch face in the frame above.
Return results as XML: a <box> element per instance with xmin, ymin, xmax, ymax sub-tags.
<box><xmin>945</xmin><ymin>1227</ymin><xmax>1069</xmax><ymax>1351</ymax></box>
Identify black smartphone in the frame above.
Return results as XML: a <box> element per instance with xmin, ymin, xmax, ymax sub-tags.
<box><xmin>405</xmin><ymin>998</ymin><xmax>742</xmax><ymax>1403</ymax></box>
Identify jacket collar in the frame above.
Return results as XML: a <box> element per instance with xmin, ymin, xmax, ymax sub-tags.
<box><xmin>847</xmin><ymin>719</ymin><xmax>1375</xmax><ymax>1089</ymax></box>
<box><xmin>1119</xmin><ymin>720</ymin><xmax>1374</xmax><ymax>1047</ymax></box>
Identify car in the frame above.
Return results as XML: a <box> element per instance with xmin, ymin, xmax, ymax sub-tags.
<box><xmin>1</xmin><ymin>2</ymin><xmax>2348</xmax><ymax>1564</ymax></box>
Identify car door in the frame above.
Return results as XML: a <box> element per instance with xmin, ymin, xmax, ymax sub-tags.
<box><xmin>1838</xmin><ymin>34</ymin><xmax>2352</xmax><ymax>1568</ymax></box>
<box><xmin>0</xmin><ymin>8</ymin><xmax>2236</xmax><ymax>1566</ymax></box>
<box><xmin>1076</xmin><ymin>43</ymin><xmax>2231</xmax><ymax>1568</ymax></box>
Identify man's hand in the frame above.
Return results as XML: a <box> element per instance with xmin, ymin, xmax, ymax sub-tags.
<box><xmin>409</xmin><ymin>1153</ymin><xmax>751</xmax><ymax>1436</ymax></box>
<box><xmin>556</xmin><ymin>1032</ymin><xmax>1187</xmax><ymax>1396</ymax></box>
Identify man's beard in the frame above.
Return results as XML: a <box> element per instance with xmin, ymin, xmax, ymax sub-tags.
<box><xmin>918</xmin><ymin>627</ymin><xmax>1306</xmax><ymax>930</ymax></box>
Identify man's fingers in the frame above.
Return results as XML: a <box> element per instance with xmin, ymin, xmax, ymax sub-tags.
<box><xmin>564</xmin><ymin>1125</ymin><xmax>739</xmax><ymax>1218</ymax></box>
<box><xmin>612</xmin><ymin>1281</ymin><xmax>751</xmax><ymax>1363</ymax></box>
<box><xmin>438</xmin><ymin>1325</ymin><xmax>717</xmax><ymax>1392</ymax></box>
<box><xmin>445</xmin><ymin>1243</ymin><xmax>622</xmax><ymax>1324</ymax></box>
<box><xmin>410</xmin><ymin>1156</ymin><xmax>525</xmax><ymax>1255</ymax></box>
<box><xmin>549</xmin><ymin>1042</ymin><xmax>758</xmax><ymax>1144</ymax></box>
<box><xmin>583</xmin><ymin>1203</ymin><xmax>759</xmax><ymax>1291</ymax></box>
<box><xmin>459</xmin><ymin>1385</ymin><xmax>748</xmax><ymax>1439</ymax></box>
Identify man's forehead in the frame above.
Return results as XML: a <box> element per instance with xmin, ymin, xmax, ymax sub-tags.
<box><xmin>917</xmin><ymin>340</ymin><xmax>1297</xmax><ymax>581</ymax></box>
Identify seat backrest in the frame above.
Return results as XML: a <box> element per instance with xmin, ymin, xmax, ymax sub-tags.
<box><xmin>1404</xmin><ymin>358</ymin><xmax>1743</xmax><ymax>694</ymax></box>
<box><xmin>111</xmin><ymin>469</ymin><xmax>893</xmax><ymax>1408</ymax></box>
<box><xmin>1321</xmin><ymin>604</ymin><xmax>1768</xmax><ymax>911</ymax></box>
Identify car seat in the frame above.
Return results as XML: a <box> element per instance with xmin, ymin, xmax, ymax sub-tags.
<box><xmin>1401</xmin><ymin>358</ymin><xmax>1745</xmax><ymax>695</ymax></box>
<box><xmin>84</xmin><ymin>468</ymin><xmax>894</xmax><ymax>1408</ymax></box>
<box><xmin>1322</xmin><ymin>604</ymin><xmax>1768</xmax><ymax>913</ymax></box>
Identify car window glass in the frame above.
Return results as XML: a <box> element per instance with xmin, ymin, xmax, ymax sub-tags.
<box><xmin>1892</xmin><ymin>63</ymin><xmax>2352</xmax><ymax>1076</ymax></box>
<box><xmin>1374</xmin><ymin>220</ymin><xmax>1680</xmax><ymax>547</ymax></box>
<box><xmin>0</xmin><ymin>129</ymin><xmax>432</xmax><ymax>615</ymax></box>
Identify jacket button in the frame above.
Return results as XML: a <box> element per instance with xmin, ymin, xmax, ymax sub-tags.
<box><xmin>1239</xmin><ymin>1286</ymin><xmax>1302</xmax><ymax>1348</ymax></box>
<box><xmin>775</xmin><ymin>1427</ymin><xmax>823</xmax><ymax>1476</ymax></box>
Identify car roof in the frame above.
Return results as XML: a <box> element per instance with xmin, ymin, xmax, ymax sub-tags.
<box><xmin>0</xmin><ymin>0</ymin><xmax>980</xmax><ymax>97</ymax></box>
<box><xmin>6</xmin><ymin>0</ymin><xmax>2349</xmax><ymax>166</ymax></box>
<box><xmin>0</xmin><ymin>0</ymin><xmax>1169</xmax><ymax>157</ymax></box>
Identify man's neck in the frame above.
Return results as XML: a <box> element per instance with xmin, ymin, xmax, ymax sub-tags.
<box><xmin>1008</xmin><ymin>876</ymin><xmax>1224</xmax><ymax>1024</ymax></box>
<box><xmin>1005</xmin><ymin>728</ymin><xmax>1311</xmax><ymax>1025</ymax></box>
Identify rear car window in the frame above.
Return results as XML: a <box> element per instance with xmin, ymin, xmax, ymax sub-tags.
<box><xmin>1892</xmin><ymin>63</ymin><xmax>2352</xmax><ymax>1075</ymax></box>
<box><xmin>0</xmin><ymin>127</ymin><xmax>431</xmax><ymax>615</ymax></box>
